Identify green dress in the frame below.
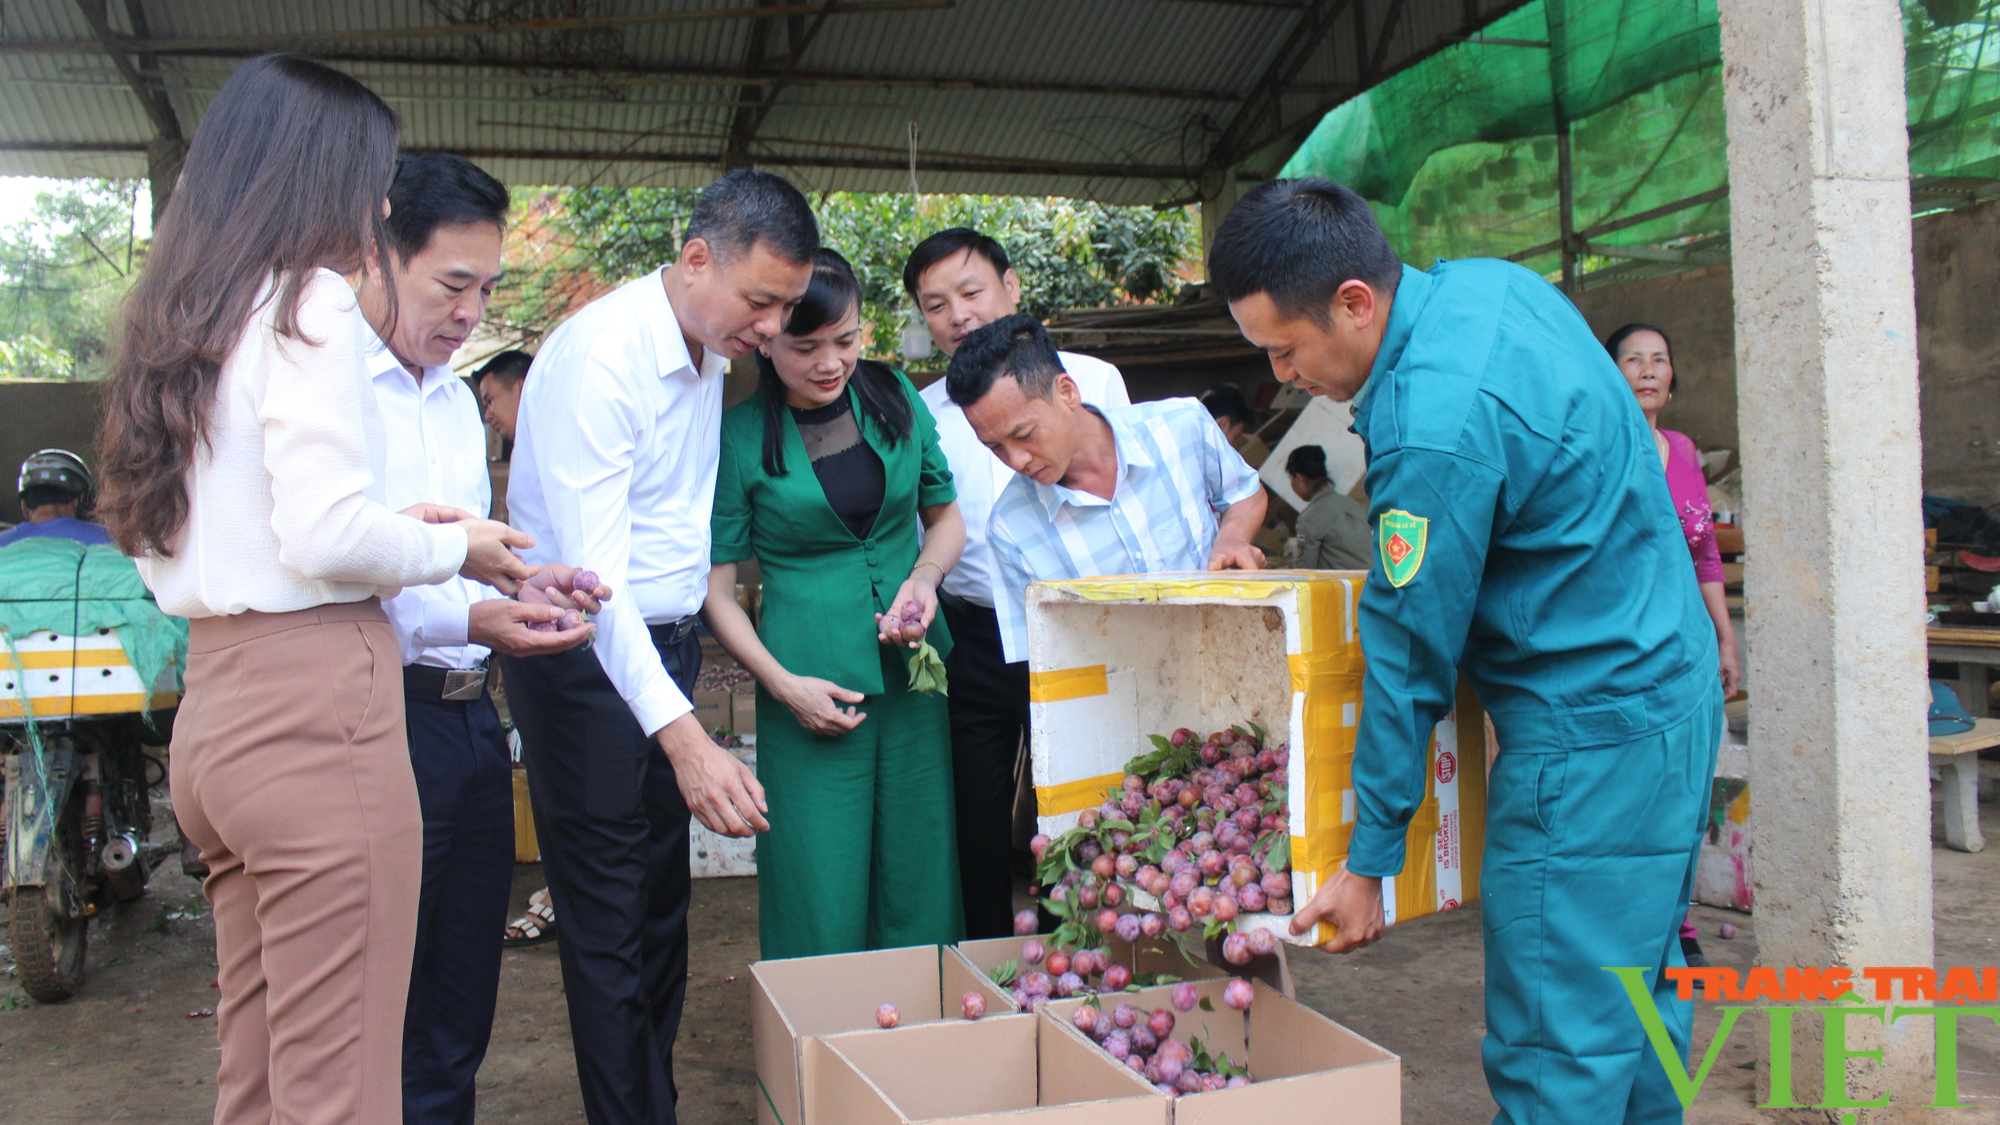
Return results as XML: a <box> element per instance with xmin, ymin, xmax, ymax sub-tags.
<box><xmin>711</xmin><ymin>368</ymin><xmax>965</xmax><ymax>959</ymax></box>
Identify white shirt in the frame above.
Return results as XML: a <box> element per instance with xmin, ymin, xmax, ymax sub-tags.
<box><xmin>137</xmin><ymin>269</ymin><xmax>468</xmax><ymax>617</ymax></box>
<box><xmin>919</xmin><ymin>350</ymin><xmax>1129</xmax><ymax>606</ymax></box>
<box><xmin>507</xmin><ymin>269</ymin><xmax>726</xmax><ymax>735</ymax></box>
<box><xmin>369</xmin><ymin>338</ymin><xmax>504</xmax><ymax>670</ymax></box>
<box><xmin>989</xmin><ymin>399</ymin><xmax>1264</xmax><ymax>662</ymax></box>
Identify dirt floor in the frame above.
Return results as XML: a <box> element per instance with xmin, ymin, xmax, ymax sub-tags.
<box><xmin>2</xmin><ymin>797</ymin><xmax>1996</xmax><ymax>1123</ymax></box>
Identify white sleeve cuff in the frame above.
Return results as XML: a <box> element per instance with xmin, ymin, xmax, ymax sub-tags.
<box><xmin>629</xmin><ymin>679</ymin><xmax>694</xmax><ymax>739</ymax></box>
<box><xmin>421</xmin><ymin>597</ymin><xmax>472</xmax><ymax>648</ymax></box>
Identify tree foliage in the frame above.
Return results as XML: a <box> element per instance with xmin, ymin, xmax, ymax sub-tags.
<box><xmin>486</xmin><ymin>187</ymin><xmax>1200</xmax><ymax>365</ymax></box>
<box><xmin>0</xmin><ymin>179</ymin><xmax>145</xmax><ymax>379</ymax></box>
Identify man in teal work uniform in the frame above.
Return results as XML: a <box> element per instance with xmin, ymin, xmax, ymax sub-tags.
<box><xmin>1210</xmin><ymin>178</ymin><xmax>1721</xmax><ymax>1124</ymax></box>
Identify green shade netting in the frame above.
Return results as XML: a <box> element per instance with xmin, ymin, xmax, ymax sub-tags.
<box><xmin>1281</xmin><ymin>0</ymin><xmax>2000</xmax><ymax>268</ymax></box>
<box><xmin>0</xmin><ymin>537</ymin><xmax>188</xmax><ymax>699</ymax></box>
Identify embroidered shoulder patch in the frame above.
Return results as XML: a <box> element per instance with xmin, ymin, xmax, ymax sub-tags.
<box><xmin>1378</xmin><ymin>510</ymin><xmax>1429</xmax><ymax>587</ymax></box>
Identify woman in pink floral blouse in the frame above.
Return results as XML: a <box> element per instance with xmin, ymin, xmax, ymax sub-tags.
<box><xmin>1609</xmin><ymin>323</ymin><xmax>1739</xmax><ymax>967</ymax></box>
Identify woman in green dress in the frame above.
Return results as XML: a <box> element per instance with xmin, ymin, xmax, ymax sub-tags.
<box><xmin>703</xmin><ymin>248</ymin><xmax>967</xmax><ymax>959</ymax></box>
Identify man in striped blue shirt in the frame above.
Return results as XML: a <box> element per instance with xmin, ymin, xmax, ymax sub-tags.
<box><xmin>945</xmin><ymin>315</ymin><xmax>1268</xmax><ymax>663</ymax></box>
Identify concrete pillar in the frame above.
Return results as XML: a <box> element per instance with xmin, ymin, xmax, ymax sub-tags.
<box><xmin>1719</xmin><ymin>0</ymin><xmax>1934</xmax><ymax>1116</ymax></box>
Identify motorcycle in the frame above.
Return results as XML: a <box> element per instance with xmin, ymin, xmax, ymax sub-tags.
<box><xmin>2</xmin><ymin>536</ymin><xmax>184</xmax><ymax>1003</ymax></box>
<box><xmin>2</xmin><ymin>709</ymin><xmax>168</xmax><ymax>1002</ymax></box>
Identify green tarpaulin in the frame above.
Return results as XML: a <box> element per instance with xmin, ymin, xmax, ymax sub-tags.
<box><xmin>0</xmin><ymin>537</ymin><xmax>187</xmax><ymax>702</ymax></box>
<box><xmin>1280</xmin><ymin>0</ymin><xmax>2000</xmax><ymax>271</ymax></box>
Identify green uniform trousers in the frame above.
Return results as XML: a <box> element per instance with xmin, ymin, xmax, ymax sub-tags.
<box><xmin>1480</xmin><ymin>693</ymin><xmax>1723</xmax><ymax>1124</ymax></box>
<box><xmin>753</xmin><ymin>648</ymin><xmax>964</xmax><ymax>960</ymax></box>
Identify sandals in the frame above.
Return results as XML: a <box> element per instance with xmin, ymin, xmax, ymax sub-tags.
<box><xmin>503</xmin><ymin>888</ymin><xmax>557</xmax><ymax>947</ymax></box>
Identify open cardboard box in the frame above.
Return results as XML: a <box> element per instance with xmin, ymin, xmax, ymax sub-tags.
<box><xmin>804</xmin><ymin>1011</ymin><xmax>1169</xmax><ymax>1125</ymax></box>
<box><xmin>753</xmin><ymin>945</ymin><xmax>1018</xmax><ymax>1125</ymax></box>
<box><xmin>952</xmin><ymin>932</ymin><xmax>1229</xmax><ymax>995</ymax></box>
<box><xmin>1041</xmin><ymin>977</ymin><xmax>1400</xmax><ymax>1125</ymax></box>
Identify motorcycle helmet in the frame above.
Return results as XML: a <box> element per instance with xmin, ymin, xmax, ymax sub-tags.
<box><xmin>18</xmin><ymin>448</ymin><xmax>92</xmax><ymax>503</ymax></box>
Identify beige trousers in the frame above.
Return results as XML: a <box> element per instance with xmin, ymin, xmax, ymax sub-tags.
<box><xmin>172</xmin><ymin>600</ymin><xmax>421</xmax><ymax>1125</ymax></box>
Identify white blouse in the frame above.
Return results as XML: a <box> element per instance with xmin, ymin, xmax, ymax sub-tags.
<box><xmin>136</xmin><ymin>268</ymin><xmax>468</xmax><ymax>618</ymax></box>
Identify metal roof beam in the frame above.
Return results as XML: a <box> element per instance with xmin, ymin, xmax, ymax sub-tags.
<box><xmin>726</xmin><ymin>0</ymin><xmax>841</xmax><ymax>168</ymax></box>
<box><xmin>0</xmin><ymin>139</ymin><xmax>1199</xmax><ymax>182</ymax></box>
<box><xmin>0</xmin><ymin>46</ymin><xmax>1246</xmax><ymax>102</ymax></box>
<box><xmin>70</xmin><ymin>0</ymin><xmax>179</xmax><ymax>141</ymax></box>
<box><xmin>15</xmin><ymin>0</ymin><xmax>954</xmax><ymax>56</ymax></box>
<box><xmin>1204</xmin><ymin>0</ymin><xmax>1355</xmax><ymax>173</ymax></box>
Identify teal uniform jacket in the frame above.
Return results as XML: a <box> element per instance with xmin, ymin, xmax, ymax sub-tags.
<box><xmin>1345</xmin><ymin>259</ymin><xmax>1716</xmax><ymax>877</ymax></box>
<box><xmin>1346</xmin><ymin>259</ymin><xmax>1721</xmax><ymax>1125</ymax></box>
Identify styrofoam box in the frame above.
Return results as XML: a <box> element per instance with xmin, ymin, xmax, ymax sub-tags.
<box><xmin>1023</xmin><ymin>571</ymin><xmax>1488</xmax><ymax>946</ymax></box>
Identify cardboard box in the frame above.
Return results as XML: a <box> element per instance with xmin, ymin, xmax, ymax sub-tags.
<box><xmin>953</xmin><ymin>932</ymin><xmax>1227</xmax><ymax>995</ymax></box>
<box><xmin>804</xmin><ymin>1014</ymin><xmax>1168</xmax><ymax>1125</ymax></box>
<box><xmin>1042</xmin><ymin>977</ymin><xmax>1400</xmax><ymax>1125</ymax></box>
<box><xmin>733</xmin><ymin>690</ymin><xmax>758</xmax><ymax>736</ymax></box>
<box><xmin>1022</xmin><ymin>571</ymin><xmax>1488</xmax><ymax>946</ymax></box>
<box><xmin>753</xmin><ymin>945</ymin><xmax>1020</xmax><ymax>1125</ymax></box>
<box><xmin>692</xmin><ymin>689</ymin><xmax>732</xmax><ymax>733</ymax></box>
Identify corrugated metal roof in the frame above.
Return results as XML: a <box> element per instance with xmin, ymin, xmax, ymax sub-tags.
<box><xmin>0</xmin><ymin>0</ymin><xmax>1528</xmax><ymax>201</ymax></box>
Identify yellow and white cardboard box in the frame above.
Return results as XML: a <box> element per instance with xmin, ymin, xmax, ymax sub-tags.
<box><xmin>1023</xmin><ymin>571</ymin><xmax>1488</xmax><ymax>947</ymax></box>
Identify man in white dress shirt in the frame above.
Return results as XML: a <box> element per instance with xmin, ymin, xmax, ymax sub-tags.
<box><xmin>502</xmin><ymin>169</ymin><xmax>816</xmax><ymax>1125</ymax></box>
<box><xmin>358</xmin><ymin>153</ymin><xmax>599</xmax><ymax>1125</ymax></box>
<box><xmin>902</xmin><ymin>228</ymin><xmax>1131</xmax><ymax>939</ymax></box>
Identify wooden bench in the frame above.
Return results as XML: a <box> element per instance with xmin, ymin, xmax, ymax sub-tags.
<box><xmin>1930</xmin><ymin>718</ymin><xmax>2000</xmax><ymax>853</ymax></box>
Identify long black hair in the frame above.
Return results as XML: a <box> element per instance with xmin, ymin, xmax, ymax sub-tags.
<box><xmin>100</xmin><ymin>54</ymin><xmax>400</xmax><ymax>557</ymax></box>
<box><xmin>757</xmin><ymin>248</ymin><xmax>913</xmax><ymax>475</ymax></box>
<box><xmin>1604</xmin><ymin>322</ymin><xmax>1677</xmax><ymax>393</ymax></box>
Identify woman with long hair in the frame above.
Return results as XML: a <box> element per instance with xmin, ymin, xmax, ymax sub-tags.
<box><xmin>702</xmin><ymin>248</ymin><xmax>967</xmax><ymax>958</ymax></box>
<box><xmin>97</xmin><ymin>54</ymin><xmax>532</xmax><ymax>1123</ymax></box>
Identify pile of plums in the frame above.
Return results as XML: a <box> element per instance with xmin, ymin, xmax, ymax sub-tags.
<box><xmin>1068</xmin><ymin>979</ymin><xmax>1257</xmax><ymax>1096</ymax></box>
<box><xmin>1030</xmin><ymin>723</ymin><xmax>1293</xmax><ymax>954</ymax></box>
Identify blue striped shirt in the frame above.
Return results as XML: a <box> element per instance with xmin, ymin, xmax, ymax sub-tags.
<box><xmin>988</xmin><ymin>398</ymin><xmax>1264</xmax><ymax>662</ymax></box>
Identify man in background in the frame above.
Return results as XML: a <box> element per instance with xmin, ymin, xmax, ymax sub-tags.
<box><xmin>475</xmin><ymin>349</ymin><xmax>533</xmax><ymax>443</ymax></box>
<box><xmin>0</xmin><ymin>449</ymin><xmax>112</xmax><ymax>547</ymax></box>
<box><xmin>356</xmin><ymin>151</ymin><xmax>599</xmax><ymax>1125</ymax></box>
<box><xmin>902</xmin><ymin>227</ymin><xmax>1131</xmax><ymax>940</ymax></box>
<box><xmin>1201</xmin><ymin>383</ymin><xmax>1271</xmax><ymax>468</ymax></box>
<box><xmin>502</xmin><ymin>169</ymin><xmax>814</xmax><ymax>1125</ymax></box>
<box><xmin>946</xmin><ymin>314</ymin><xmax>1267</xmax><ymax>666</ymax></box>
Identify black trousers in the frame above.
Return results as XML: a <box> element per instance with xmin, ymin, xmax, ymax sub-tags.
<box><xmin>498</xmin><ymin>625</ymin><xmax>699</xmax><ymax>1125</ymax></box>
<box><xmin>939</xmin><ymin>593</ymin><xmax>1032</xmax><ymax>940</ymax></box>
<box><xmin>401</xmin><ymin>685</ymin><xmax>516</xmax><ymax>1125</ymax></box>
